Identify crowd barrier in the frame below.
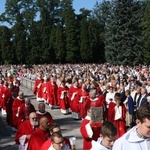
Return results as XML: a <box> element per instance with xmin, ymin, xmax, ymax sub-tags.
<box><xmin>21</xmin><ymin>77</ymin><xmax>34</xmax><ymax>90</ymax></box>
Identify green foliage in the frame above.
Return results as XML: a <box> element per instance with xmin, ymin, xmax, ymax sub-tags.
<box><xmin>28</xmin><ymin>21</ymin><xmax>42</xmax><ymax>64</ymax></box>
<box><xmin>79</xmin><ymin>9</ymin><xmax>92</xmax><ymax>62</ymax></box>
<box><xmin>104</xmin><ymin>0</ymin><xmax>144</xmax><ymax>65</ymax></box>
<box><xmin>142</xmin><ymin>0</ymin><xmax>150</xmax><ymax>63</ymax></box>
<box><xmin>12</xmin><ymin>13</ymin><xmax>27</xmax><ymax>64</ymax></box>
<box><xmin>0</xmin><ymin>26</ymin><xmax>14</xmax><ymax>64</ymax></box>
<box><xmin>0</xmin><ymin>0</ymin><xmax>149</xmax><ymax>65</ymax></box>
<box><xmin>61</xmin><ymin>0</ymin><xmax>79</xmax><ymax>63</ymax></box>
<box><xmin>55</xmin><ymin>23</ymin><xmax>65</xmax><ymax>63</ymax></box>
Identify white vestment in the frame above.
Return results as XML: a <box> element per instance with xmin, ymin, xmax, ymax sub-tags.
<box><xmin>91</xmin><ymin>138</ymin><xmax>112</xmax><ymax>150</ymax></box>
<box><xmin>112</xmin><ymin>126</ymin><xmax>150</xmax><ymax>150</ymax></box>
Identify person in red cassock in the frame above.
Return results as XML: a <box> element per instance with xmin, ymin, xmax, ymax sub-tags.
<box><xmin>15</xmin><ymin>112</ymin><xmax>39</xmax><ymax>150</ymax></box>
<box><xmin>5</xmin><ymin>85</ymin><xmax>14</xmax><ymax>126</ymax></box>
<box><xmin>0</xmin><ymin>80</ymin><xmax>14</xmax><ymax>125</ymax></box>
<box><xmin>12</xmin><ymin>91</ymin><xmax>25</xmax><ymax>129</ymax></box>
<box><xmin>77</xmin><ymin>83</ymin><xmax>89</xmax><ymax>118</ymax></box>
<box><xmin>86</xmin><ymin>89</ymin><xmax>104</xmax><ymax>108</ymax></box>
<box><xmin>68</xmin><ymin>79</ymin><xmax>80</xmax><ymax>119</ymax></box>
<box><xmin>1</xmin><ymin>80</ymin><xmax>10</xmax><ymax>115</ymax></box>
<box><xmin>27</xmin><ymin>117</ymin><xmax>50</xmax><ymax>150</ymax></box>
<box><xmin>80</xmin><ymin>107</ymin><xmax>102</xmax><ymax>150</ymax></box>
<box><xmin>41</xmin><ymin>76</ymin><xmax>48</xmax><ymax>103</ymax></box>
<box><xmin>0</xmin><ymin>78</ymin><xmax>4</xmax><ymax>110</ymax></box>
<box><xmin>33</xmin><ymin>72</ymin><xmax>44</xmax><ymax>102</ymax></box>
<box><xmin>46</xmin><ymin>76</ymin><xmax>58</xmax><ymax>109</ymax></box>
<box><xmin>57</xmin><ymin>80</ymin><xmax>70</xmax><ymax>115</ymax></box>
<box><xmin>108</xmin><ymin>92</ymin><xmax>126</xmax><ymax>138</ymax></box>
<box><xmin>86</xmin><ymin>89</ymin><xmax>107</xmax><ymax>120</ymax></box>
<box><xmin>13</xmin><ymin>75</ymin><xmax>20</xmax><ymax>98</ymax></box>
<box><xmin>36</xmin><ymin>103</ymin><xmax>54</xmax><ymax>125</ymax></box>
<box><xmin>17</xmin><ymin>98</ymin><xmax>36</xmax><ymax>122</ymax></box>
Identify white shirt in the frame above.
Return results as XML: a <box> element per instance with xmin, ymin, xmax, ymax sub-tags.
<box><xmin>146</xmin><ymin>85</ymin><xmax>150</xmax><ymax>94</ymax></box>
<box><xmin>106</xmin><ymin>92</ymin><xmax>115</xmax><ymax>105</ymax></box>
<box><xmin>112</xmin><ymin>126</ymin><xmax>150</xmax><ymax>150</ymax></box>
<box><xmin>91</xmin><ymin>138</ymin><xmax>111</xmax><ymax>150</ymax></box>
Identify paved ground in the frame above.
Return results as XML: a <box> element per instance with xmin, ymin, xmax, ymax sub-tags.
<box><xmin>0</xmin><ymin>85</ymin><xmax>82</xmax><ymax>150</ymax></box>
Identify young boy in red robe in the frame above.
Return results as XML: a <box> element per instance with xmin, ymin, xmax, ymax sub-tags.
<box><xmin>108</xmin><ymin>92</ymin><xmax>126</xmax><ymax>138</ymax></box>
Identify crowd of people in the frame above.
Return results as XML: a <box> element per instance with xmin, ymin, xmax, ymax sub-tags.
<box><xmin>0</xmin><ymin>63</ymin><xmax>150</xmax><ymax>150</ymax></box>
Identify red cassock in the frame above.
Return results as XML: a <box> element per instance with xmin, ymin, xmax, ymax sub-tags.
<box><xmin>1</xmin><ymin>85</ymin><xmax>10</xmax><ymax>111</ymax></box>
<box><xmin>33</xmin><ymin>78</ymin><xmax>44</xmax><ymax>101</ymax></box>
<box><xmin>13</xmin><ymin>79</ymin><xmax>20</xmax><ymax>97</ymax></box>
<box><xmin>36</xmin><ymin>110</ymin><xmax>54</xmax><ymax>125</ymax></box>
<box><xmin>57</xmin><ymin>85</ymin><xmax>70</xmax><ymax>114</ymax></box>
<box><xmin>27</xmin><ymin>128</ymin><xmax>50</xmax><ymax>150</ymax></box>
<box><xmin>0</xmin><ymin>84</ymin><xmax>3</xmax><ymax>108</ymax></box>
<box><xmin>41</xmin><ymin>82</ymin><xmax>47</xmax><ymax>102</ymax></box>
<box><xmin>18</xmin><ymin>103</ymin><xmax>36</xmax><ymax>121</ymax></box>
<box><xmin>86</xmin><ymin>96</ymin><xmax>107</xmax><ymax>120</ymax></box>
<box><xmin>5</xmin><ymin>77</ymin><xmax>14</xmax><ymax>83</ymax></box>
<box><xmin>77</xmin><ymin>89</ymin><xmax>89</xmax><ymax>118</ymax></box>
<box><xmin>6</xmin><ymin>97</ymin><xmax>14</xmax><ymax>126</ymax></box>
<box><xmin>2</xmin><ymin>86</ymin><xmax>12</xmax><ymax>119</ymax></box>
<box><xmin>15</xmin><ymin>119</ymin><xmax>38</xmax><ymax>145</ymax></box>
<box><xmin>68</xmin><ymin>86</ymin><xmax>80</xmax><ymax>113</ymax></box>
<box><xmin>5</xmin><ymin>88</ymin><xmax>14</xmax><ymax>126</ymax></box>
<box><xmin>98</xmin><ymin>94</ymin><xmax>106</xmax><ymax>106</ymax></box>
<box><xmin>40</xmin><ymin>137</ymin><xmax>71</xmax><ymax>150</ymax></box>
<box><xmin>46</xmin><ymin>81</ymin><xmax>58</xmax><ymax>107</ymax></box>
<box><xmin>80</xmin><ymin>116</ymin><xmax>102</xmax><ymax>150</ymax></box>
<box><xmin>13</xmin><ymin>85</ymin><xmax>20</xmax><ymax>98</ymax></box>
<box><xmin>86</xmin><ymin>97</ymin><xmax>104</xmax><ymax>108</ymax></box>
<box><xmin>12</xmin><ymin>97</ymin><xmax>25</xmax><ymax>128</ymax></box>
<box><xmin>108</xmin><ymin>102</ymin><xmax>126</xmax><ymax>138</ymax></box>
<box><xmin>98</xmin><ymin>94</ymin><xmax>107</xmax><ymax>120</ymax></box>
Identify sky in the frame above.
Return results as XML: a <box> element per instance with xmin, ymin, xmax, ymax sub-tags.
<box><xmin>73</xmin><ymin>0</ymin><xmax>102</xmax><ymax>14</ymax></box>
<box><xmin>0</xmin><ymin>0</ymin><xmax>102</xmax><ymax>26</ymax></box>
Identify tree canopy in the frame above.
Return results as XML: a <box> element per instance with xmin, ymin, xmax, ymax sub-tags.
<box><xmin>0</xmin><ymin>0</ymin><xmax>149</xmax><ymax>65</ymax></box>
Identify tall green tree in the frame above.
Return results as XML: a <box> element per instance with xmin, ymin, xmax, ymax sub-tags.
<box><xmin>88</xmin><ymin>18</ymin><xmax>105</xmax><ymax>63</ymax></box>
<box><xmin>0</xmin><ymin>0</ymin><xmax>29</xmax><ymax>64</ymax></box>
<box><xmin>12</xmin><ymin>13</ymin><xmax>27</xmax><ymax>64</ymax></box>
<box><xmin>61</xmin><ymin>0</ymin><xmax>79</xmax><ymax>63</ymax></box>
<box><xmin>36</xmin><ymin>0</ymin><xmax>61</xmax><ymax>63</ymax></box>
<box><xmin>46</xmin><ymin>28</ymin><xmax>57</xmax><ymax>63</ymax></box>
<box><xmin>0</xmin><ymin>0</ymin><xmax>37</xmax><ymax>27</ymax></box>
<box><xmin>55</xmin><ymin>22</ymin><xmax>65</xmax><ymax>63</ymax></box>
<box><xmin>88</xmin><ymin>1</ymin><xmax>106</xmax><ymax>63</ymax></box>
<box><xmin>28</xmin><ymin>21</ymin><xmax>42</xmax><ymax>64</ymax></box>
<box><xmin>0</xmin><ymin>0</ymin><xmax>21</xmax><ymax>26</ymax></box>
<box><xmin>105</xmin><ymin>0</ymin><xmax>144</xmax><ymax>65</ymax></box>
<box><xmin>0</xmin><ymin>26</ymin><xmax>14</xmax><ymax>64</ymax></box>
<box><xmin>21</xmin><ymin>0</ymin><xmax>37</xmax><ymax>29</ymax></box>
<box><xmin>79</xmin><ymin>9</ymin><xmax>92</xmax><ymax>62</ymax></box>
<box><xmin>142</xmin><ymin>0</ymin><xmax>150</xmax><ymax>63</ymax></box>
